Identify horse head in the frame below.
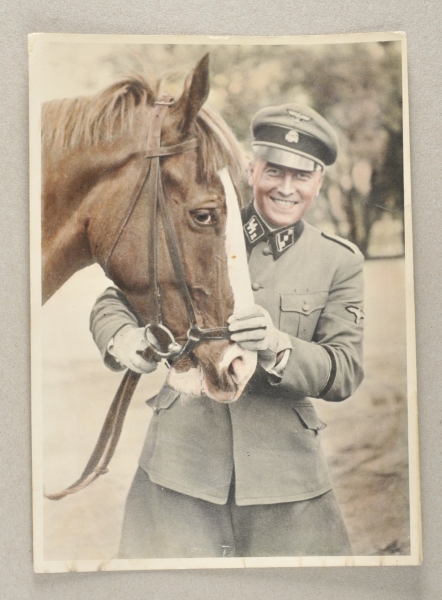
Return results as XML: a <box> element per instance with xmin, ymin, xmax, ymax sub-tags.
<box><xmin>42</xmin><ymin>54</ymin><xmax>257</xmax><ymax>403</ymax></box>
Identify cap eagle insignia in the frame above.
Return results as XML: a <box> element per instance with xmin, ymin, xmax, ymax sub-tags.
<box><xmin>287</xmin><ymin>109</ymin><xmax>312</xmax><ymax>123</ymax></box>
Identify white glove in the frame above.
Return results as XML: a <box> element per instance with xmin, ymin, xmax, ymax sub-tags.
<box><xmin>107</xmin><ymin>325</ymin><xmax>159</xmax><ymax>374</ymax></box>
<box><xmin>228</xmin><ymin>305</ymin><xmax>291</xmax><ymax>366</ymax></box>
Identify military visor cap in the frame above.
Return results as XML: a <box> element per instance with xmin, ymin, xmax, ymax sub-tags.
<box><xmin>251</xmin><ymin>103</ymin><xmax>338</xmax><ymax>171</ymax></box>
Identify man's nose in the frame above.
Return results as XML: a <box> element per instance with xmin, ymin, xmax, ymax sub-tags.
<box><xmin>277</xmin><ymin>174</ymin><xmax>297</xmax><ymax>196</ymax></box>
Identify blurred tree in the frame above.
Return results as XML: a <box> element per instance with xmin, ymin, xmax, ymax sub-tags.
<box><xmin>301</xmin><ymin>42</ymin><xmax>404</xmax><ymax>256</ymax></box>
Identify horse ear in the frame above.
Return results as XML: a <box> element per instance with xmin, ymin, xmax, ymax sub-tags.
<box><xmin>172</xmin><ymin>53</ymin><xmax>210</xmax><ymax>135</ymax></box>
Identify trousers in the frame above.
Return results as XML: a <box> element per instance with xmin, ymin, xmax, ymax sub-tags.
<box><xmin>119</xmin><ymin>467</ymin><xmax>352</xmax><ymax>558</ymax></box>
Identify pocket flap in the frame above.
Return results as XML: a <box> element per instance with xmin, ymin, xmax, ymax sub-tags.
<box><xmin>280</xmin><ymin>292</ymin><xmax>328</xmax><ymax>315</ymax></box>
<box><xmin>146</xmin><ymin>387</ymin><xmax>180</xmax><ymax>411</ymax></box>
<box><xmin>292</xmin><ymin>403</ymin><xmax>327</xmax><ymax>432</ymax></box>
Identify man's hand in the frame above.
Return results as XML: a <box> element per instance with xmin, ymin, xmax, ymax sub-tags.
<box><xmin>108</xmin><ymin>325</ymin><xmax>159</xmax><ymax>374</ymax></box>
<box><xmin>228</xmin><ymin>305</ymin><xmax>291</xmax><ymax>368</ymax></box>
<box><xmin>228</xmin><ymin>305</ymin><xmax>281</xmax><ymax>353</ymax></box>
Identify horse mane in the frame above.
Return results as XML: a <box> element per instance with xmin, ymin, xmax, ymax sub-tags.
<box><xmin>41</xmin><ymin>73</ymin><xmax>247</xmax><ymax>199</ymax></box>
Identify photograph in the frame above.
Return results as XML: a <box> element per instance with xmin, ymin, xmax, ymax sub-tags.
<box><xmin>29</xmin><ymin>32</ymin><xmax>420</xmax><ymax>572</ymax></box>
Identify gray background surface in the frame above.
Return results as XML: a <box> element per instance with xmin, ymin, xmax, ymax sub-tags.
<box><xmin>1</xmin><ymin>1</ymin><xmax>440</xmax><ymax>598</ymax></box>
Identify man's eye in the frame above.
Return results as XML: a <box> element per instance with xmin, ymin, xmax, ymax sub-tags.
<box><xmin>192</xmin><ymin>210</ymin><xmax>215</xmax><ymax>225</ymax></box>
<box><xmin>267</xmin><ymin>168</ymin><xmax>282</xmax><ymax>176</ymax></box>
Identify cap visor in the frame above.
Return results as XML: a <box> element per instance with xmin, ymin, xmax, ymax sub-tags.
<box><xmin>252</xmin><ymin>143</ymin><xmax>322</xmax><ymax>171</ymax></box>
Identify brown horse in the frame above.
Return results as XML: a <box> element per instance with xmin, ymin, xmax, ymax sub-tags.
<box><xmin>41</xmin><ymin>54</ymin><xmax>257</xmax><ymax>404</ymax></box>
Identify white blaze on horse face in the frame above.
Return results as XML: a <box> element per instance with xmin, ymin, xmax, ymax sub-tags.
<box><xmin>218</xmin><ymin>167</ymin><xmax>258</xmax><ymax>399</ymax></box>
<box><xmin>218</xmin><ymin>168</ymin><xmax>256</xmax><ymax>312</ymax></box>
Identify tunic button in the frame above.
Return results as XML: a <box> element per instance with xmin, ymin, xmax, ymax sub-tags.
<box><xmin>262</xmin><ymin>246</ymin><xmax>272</xmax><ymax>256</ymax></box>
<box><xmin>302</xmin><ymin>303</ymin><xmax>310</xmax><ymax>312</ymax></box>
<box><xmin>252</xmin><ymin>282</ymin><xmax>261</xmax><ymax>291</ymax></box>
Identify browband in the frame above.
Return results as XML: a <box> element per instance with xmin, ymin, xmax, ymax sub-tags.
<box><xmin>144</xmin><ymin>137</ymin><xmax>199</xmax><ymax>158</ymax></box>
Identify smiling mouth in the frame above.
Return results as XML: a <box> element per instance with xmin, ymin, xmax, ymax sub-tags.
<box><xmin>270</xmin><ymin>197</ymin><xmax>300</xmax><ymax>208</ymax></box>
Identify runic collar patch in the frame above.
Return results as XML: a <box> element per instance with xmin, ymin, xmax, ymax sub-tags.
<box><xmin>242</xmin><ymin>204</ymin><xmax>304</xmax><ymax>259</ymax></box>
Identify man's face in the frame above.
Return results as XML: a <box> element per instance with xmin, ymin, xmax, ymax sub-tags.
<box><xmin>248</xmin><ymin>158</ymin><xmax>324</xmax><ymax>228</ymax></box>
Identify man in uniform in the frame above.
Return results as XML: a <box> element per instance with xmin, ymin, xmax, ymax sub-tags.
<box><xmin>90</xmin><ymin>104</ymin><xmax>364</xmax><ymax>558</ymax></box>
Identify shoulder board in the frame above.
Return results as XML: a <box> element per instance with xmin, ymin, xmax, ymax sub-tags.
<box><xmin>321</xmin><ymin>232</ymin><xmax>361</xmax><ymax>254</ymax></box>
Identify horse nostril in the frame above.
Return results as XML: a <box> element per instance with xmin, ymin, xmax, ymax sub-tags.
<box><xmin>228</xmin><ymin>355</ymin><xmax>243</xmax><ymax>377</ymax></box>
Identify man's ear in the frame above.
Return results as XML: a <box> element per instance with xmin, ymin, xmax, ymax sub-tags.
<box><xmin>247</xmin><ymin>160</ymin><xmax>256</xmax><ymax>186</ymax></box>
<box><xmin>315</xmin><ymin>169</ymin><xmax>325</xmax><ymax>197</ymax></box>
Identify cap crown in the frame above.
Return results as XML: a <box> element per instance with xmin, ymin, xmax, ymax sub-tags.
<box><xmin>251</xmin><ymin>103</ymin><xmax>338</xmax><ymax>170</ymax></box>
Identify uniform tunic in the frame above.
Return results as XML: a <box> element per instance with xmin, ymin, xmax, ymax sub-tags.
<box><xmin>90</xmin><ymin>208</ymin><xmax>364</xmax><ymax>557</ymax></box>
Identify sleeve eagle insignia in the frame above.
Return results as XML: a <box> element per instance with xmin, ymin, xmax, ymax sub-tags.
<box><xmin>346</xmin><ymin>306</ymin><xmax>365</xmax><ymax>324</ymax></box>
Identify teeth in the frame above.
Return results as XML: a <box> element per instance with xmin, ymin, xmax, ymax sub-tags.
<box><xmin>272</xmin><ymin>198</ymin><xmax>298</xmax><ymax>207</ymax></box>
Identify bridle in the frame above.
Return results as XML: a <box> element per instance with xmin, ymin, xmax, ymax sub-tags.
<box><xmin>45</xmin><ymin>96</ymin><xmax>233</xmax><ymax>500</ymax></box>
<box><xmin>106</xmin><ymin>95</ymin><xmax>230</xmax><ymax>364</ymax></box>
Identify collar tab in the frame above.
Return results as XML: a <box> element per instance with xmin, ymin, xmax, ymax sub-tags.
<box><xmin>242</xmin><ymin>204</ymin><xmax>304</xmax><ymax>259</ymax></box>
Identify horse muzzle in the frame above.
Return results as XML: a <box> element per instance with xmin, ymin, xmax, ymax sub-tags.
<box><xmin>203</xmin><ymin>344</ymin><xmax>257</xmax><ymax>403</ymax></box>
<box><xmin>192</xmin><ymin>340</ymin><xmax>257</xmax><ymax>403</ymax></box>
<box><xmin>147</xmin><ymin>325</ymin><xmax>257</xmax><ymax>403</ymax></box>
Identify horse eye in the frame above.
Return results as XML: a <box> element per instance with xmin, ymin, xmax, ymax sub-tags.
<box><xmin>192</xmin><ymin>210</ymin><xmax>215</xmax><ymax>225</ymax></box>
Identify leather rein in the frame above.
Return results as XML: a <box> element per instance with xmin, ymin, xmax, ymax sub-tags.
<box><xmin>45</xmin><ymin>97</ymin><xmax>230</xmax><ymax>500</ymax></box>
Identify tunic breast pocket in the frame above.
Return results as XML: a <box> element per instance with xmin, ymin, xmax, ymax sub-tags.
<box><xmin>280</xmin><ymin>292</ymin><xmax>328</xmax><ymax>340</ymax></box>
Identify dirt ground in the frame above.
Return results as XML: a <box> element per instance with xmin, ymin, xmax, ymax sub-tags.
<box><xmin>39</xmin><ymin>258</ymin><xmax>410</xmax><ymax>560</ymax></box>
